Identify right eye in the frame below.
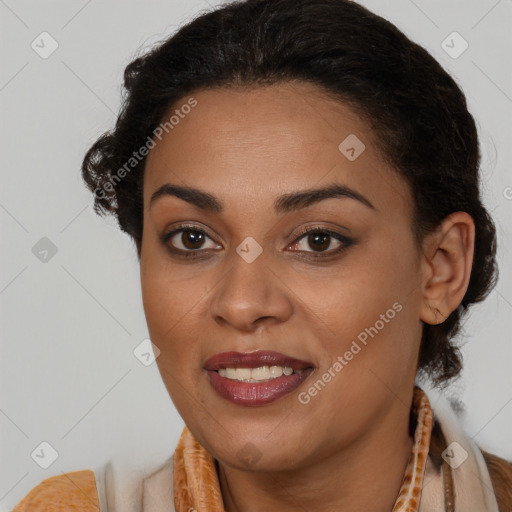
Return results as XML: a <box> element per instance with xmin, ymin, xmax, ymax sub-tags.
<box><xmin>162</xmin><ymin>226</ymin><xmax>222</xmax><ymax>254</ymax></box>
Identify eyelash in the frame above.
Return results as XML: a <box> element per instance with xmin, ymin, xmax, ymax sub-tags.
<box><xmin>161</xmin><ymin>223</ymin><xmax>353</xmax><ymax>259</ymax></box>
<box><xmin>290</xmin><ymin>225</ymin><xmax>353</xmax><ymax>258</ymax></box>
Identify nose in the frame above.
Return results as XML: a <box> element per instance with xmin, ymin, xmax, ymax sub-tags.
<box><xmin>209</xmin><ymin>252</ymin><xmax>293</xmax><ymax>333</ymax></box>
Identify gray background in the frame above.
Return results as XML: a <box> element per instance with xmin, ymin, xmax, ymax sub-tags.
<box><xmin>1</xmin><ymin>0</ymin><xmax>511</xmax><ymax>508</ymax></box>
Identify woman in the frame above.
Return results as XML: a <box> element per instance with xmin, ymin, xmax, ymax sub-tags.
<box><xmin>13</xmin><ymin>0</ymin><xmax>512</xmax><ymax>510</ymax></box>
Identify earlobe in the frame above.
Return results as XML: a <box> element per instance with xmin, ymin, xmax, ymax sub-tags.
<box><xmin>419</xmin><ymin>212</ymin><xmax>475</xmax><ymax>325</ymax></box>
<box><xmin>425</xmin><ymin>303</ymin><xmax>445</xmax><ymax>325</ymax></box>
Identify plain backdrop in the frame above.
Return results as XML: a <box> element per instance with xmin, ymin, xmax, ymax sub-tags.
<box><xmin>1</xmin><ymin>0</ymin><xmax>511</xmax><ymax>508</ymax></box>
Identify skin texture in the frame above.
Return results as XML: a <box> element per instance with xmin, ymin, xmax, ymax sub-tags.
<box><xmin>140</xmin><ymin>81</ymin><xmax>475</xmax><ymax>512</ymax></box>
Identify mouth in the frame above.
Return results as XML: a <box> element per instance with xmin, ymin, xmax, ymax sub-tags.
<box><xmin>204</xmin><ymin>350</ymin><xmax>314</xmax><ymax>406</ymax></box>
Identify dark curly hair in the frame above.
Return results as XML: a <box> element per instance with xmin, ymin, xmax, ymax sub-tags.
<box><xmin>81</xmin><ymin>0</ymin><xmax>498</xmax><ymax>386</ymax></box>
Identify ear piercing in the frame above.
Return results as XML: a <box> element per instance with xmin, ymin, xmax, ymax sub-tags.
<box><xmin>434</xmin><ymin>307</ymin><xmax>446</xmax><ymax>324</ymax></box>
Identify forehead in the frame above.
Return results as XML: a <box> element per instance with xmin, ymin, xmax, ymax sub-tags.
<box><xmin>143</xmin><ymin>81</ymin><xmax>411</xmax><ymax>217</ymax></box>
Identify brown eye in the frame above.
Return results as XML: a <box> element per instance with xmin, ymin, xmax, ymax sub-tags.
<box><xmin>165</xmin><ymin>228</ymin><xmax>221</xmax><ymax>252</ymax></box>
<box><xmin>181</xmin><ymin>230</ymin><xmax>205</xmax><ymax>249</ymax></box>
<box><xmin>307</xmin><ymin>232</ymin><xmax>331</xmax><ymax>252</ymax></box>
<box><xmin>288</xmin><ymin>229</ymin><xmax>353</xmax><ymax>256</ymax></box>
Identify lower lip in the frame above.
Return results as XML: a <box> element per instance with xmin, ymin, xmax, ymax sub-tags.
<box><xmin>206</xmin><ymin>369</ymin><xmax>313</xmax><ymax>406</ymax></box>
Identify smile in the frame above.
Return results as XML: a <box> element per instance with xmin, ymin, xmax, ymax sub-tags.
<box><xmin>204</xmin><ymin>350</ymin><xmax>314</xmax><ymax>406</ymax></box>
<box><xmin>218</xmin><ymin>365</ymin><xmax>303</xmax><ymax>382</ymax></box>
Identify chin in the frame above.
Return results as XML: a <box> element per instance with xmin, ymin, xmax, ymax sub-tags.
<box><xmin>215</xmin><ymin>443</ymin><xmax>308</xmax><ymax>473</ymax></box>
<box><xmin>195</xmin><ymin>421</ymin><xmax>311</xmax><ymax>472</ymax></box>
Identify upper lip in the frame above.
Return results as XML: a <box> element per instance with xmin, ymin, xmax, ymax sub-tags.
<box><xmin>204</xmin><ymin>350</ymin><xmax>313</xmax><ymax>371</ymax></box>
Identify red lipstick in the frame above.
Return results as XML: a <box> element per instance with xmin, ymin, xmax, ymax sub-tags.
<box><xmin>204</xmin><ymin>350</ymin><xmax>314</xmax><ymax>406</ymax></box>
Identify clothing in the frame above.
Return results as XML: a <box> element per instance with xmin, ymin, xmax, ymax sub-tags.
<box><xmin>11</xmin><ymin>387</ymin><xmax>506</xmax><ymax>511</ymax></box>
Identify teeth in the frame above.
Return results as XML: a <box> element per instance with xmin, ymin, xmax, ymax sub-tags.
<box><xmin>217</xmin><ymin>365</ymin><xmax>297</xmax><ymax>382</ymax></box>
<box><xmin>269</xmin><ymin>365</ymin><xmax>283</xmax><ymax>378</ymax></box>
<box><xmin>235</xmin><ymin>368</ymin><xmax>251</xmax><ymax>380</ymax></box>
<box><xmin>224</xmin><ymin>368</ymin><xmax>237</xmax><ymax>379</ymax></box>
<box><xmin>251</xmin><ymin>366</ymin><xmax>268</xmax><ymax>380</ymax></box>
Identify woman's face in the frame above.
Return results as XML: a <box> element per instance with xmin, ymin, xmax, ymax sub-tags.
<box><xmin>140</xmin><ymin>81</ymin><xmax>426</xmax><ymax>471</ymax></box>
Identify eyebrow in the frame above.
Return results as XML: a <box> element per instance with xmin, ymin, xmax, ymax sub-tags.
<box><xmin>149</xmin><ymin>182</ymin><xmax>375</xmax><ymax>213</ymax></box>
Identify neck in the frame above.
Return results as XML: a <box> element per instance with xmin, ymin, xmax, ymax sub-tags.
<box><xmin>218</xmin><ymin>395</ymin><xmax>415</xmax><ymax>512</ymax></box>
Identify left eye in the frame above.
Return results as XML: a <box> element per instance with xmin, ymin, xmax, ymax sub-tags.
<box><xmin>289</xmin><ymin>230</ymin><xmax>349</xmax><ymax>253</ymax></box>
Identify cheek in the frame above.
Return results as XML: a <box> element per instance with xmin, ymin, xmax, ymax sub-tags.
<box><xmin>306</xmin><ymin>235</ymin><xmax>421</xmax><ymax>370</ymax></box>
<box><xmin>140</xmin><ymin>254</ymin><xmax>204</xmax><ymax>361</ymax></box>
<box><xmin>141</xmin><ymin>267</ymin><xmax>208</xmax><ymax>415</ymax></box>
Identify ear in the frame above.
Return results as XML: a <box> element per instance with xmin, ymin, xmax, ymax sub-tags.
<box><xmin>419</xmin><ymin>212</ymin><xmax>475</xmax><ymax>325</ymax></box>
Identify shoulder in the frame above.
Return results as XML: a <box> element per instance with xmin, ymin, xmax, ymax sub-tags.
<box><xmin>481</xmin><ymin>449</ymin><xmax>512</xmax><ymax>512</ymax></box>
<box><xmin>11</xmin><ymin>469</ymin><xmax>99</xmax><ymax>511</ymax></box>
<box><xmin>423</xmin><ymin>386</ymin><xmax>506</xmax><ymax>511</ymax></box>
<box><xmin>12</xmin><ymin>457</ymin><xmax>176</xmax><ymax>512</ymax></box>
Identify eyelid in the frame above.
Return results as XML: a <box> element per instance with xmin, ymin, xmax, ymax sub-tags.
<box><xmin>287</xmin><ymin>223</ymin><xmax>352</xmax><ymax>244</ymax></box>
<box><xmin>289</xmin><ymin>223</ymin><xmax>351</xmax><ymax>239</ymax></box>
